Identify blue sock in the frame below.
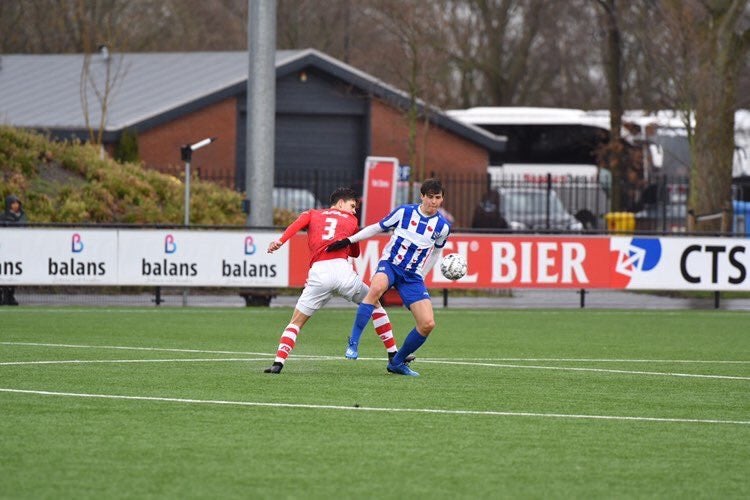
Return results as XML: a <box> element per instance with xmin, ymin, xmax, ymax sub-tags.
<box><xmin>350</xmin><ymin>303</ymin><xmax>375</xmax><ymax>345</ymax></box>
<box><xmin>392</xmin><ymin>328</ymin><xmax>426</xmax><ymax>365</ymax></box>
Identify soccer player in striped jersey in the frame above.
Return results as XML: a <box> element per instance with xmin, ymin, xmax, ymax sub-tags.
<box><xmin>263</xmin><ymin>187</ymin><xmax>405</xmax><ymax>374</ymax></box>
<box><xmin>326</xmin><ymin>178</ymin><xmax>450</xmax><ymax>377</ymax></box>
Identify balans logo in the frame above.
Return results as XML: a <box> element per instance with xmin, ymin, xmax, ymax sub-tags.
<box><xmin>164</xmin><ymin>234</ymin><xmax>177</xmax><ymax>254</ymax></box>
<box><xmin>221</xmin><ymin>235</ymin><xmax>277</xmax><ymax>278</ymax></box>
<box><xmin>71</xmin><ymin>233</ymin><xmax>84</xmax><ymax>253</ymax></box>
<box><xmin>245</xmin><ymin>236</ymin><xmax>256</xmax><ymax>255</ymax></box>
<box><xmin>141</xmin><ymin>234</ymin><xmax>197</xmax><ymax>276</ymax></box>
<box><xmin>49</xmin><ymin>233</ymin><xmax>106</xmax><ymax>276</ymax></box>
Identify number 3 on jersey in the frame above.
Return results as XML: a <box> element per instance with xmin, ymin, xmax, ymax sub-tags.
<box><xmin>322</xmin><ymin>217</ymin><xmax>338</xmax><ymax>240</ymax></box>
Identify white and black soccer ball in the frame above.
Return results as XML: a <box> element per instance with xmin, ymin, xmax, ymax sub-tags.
<box><xmin>440</xmin><ymin>253</ymin><xmax>467</xmax><ymax>281</ymax></box>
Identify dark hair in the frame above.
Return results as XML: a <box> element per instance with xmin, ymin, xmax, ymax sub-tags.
<box><xmin>330</xmin><ymin>187</ymin><xmax>359</xmax><ymax>205</ymax></box>
<box><xmin>420</xmin><ymin>178</ymin><xmax>444</xmax><ymax>196</ymax></box>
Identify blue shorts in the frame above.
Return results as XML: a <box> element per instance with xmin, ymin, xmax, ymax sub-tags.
<box><xmin>375</xmin><ymin>260</ymin><xmax>430</xmax><ymax>308</ymax></box>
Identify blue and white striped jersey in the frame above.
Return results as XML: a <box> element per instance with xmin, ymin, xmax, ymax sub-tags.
<box><xmin>378</xmin><ymin>204</ymin><xmax>451</xmax><ymax>273</ymax></box>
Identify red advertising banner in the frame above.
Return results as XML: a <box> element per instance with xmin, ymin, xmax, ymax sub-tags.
<box><xmin>360</xmin><ymin>156</ymin><xmax>399</xmax><ymax>226</ymax></box>
<box><xmin>288</xmin><ymin>233</ymin><xmax>614</xmax><ymax>288</ymax></box>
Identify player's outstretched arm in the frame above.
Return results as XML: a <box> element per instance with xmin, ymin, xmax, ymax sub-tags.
<box><xmin>326</xmin><ymin>223</ymin><xmax>383</xmax><ymax>252</ymax></box>
<box><xmin>267</xmin><ymin>240</ymin><xmax>283</xmax><ymax>253</ymax></box>
<box><xmin>270</xmin><ymin>212</ymin><xmax>312</xmax><ymax>253</ymax></box>
<box><xmin>326</xmin><ymin>238</ymin><xmax>351</xmax><ymax>252</ymax></box>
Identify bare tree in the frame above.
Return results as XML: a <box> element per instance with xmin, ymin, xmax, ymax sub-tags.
<box><xmin>631</xmin><ymin>1</ymin><xmax>750</xmax><ymax>231</ymax></box>
<box><xmin>593</xmin><ymin>0</ymin><xmax>627</xmax><ymax>210</ymax></box>
<box><xmin>277</xmin><ymin>0</ymin><xmax>354</xmax><ymax>58</ymax></box>
<box><xmin>436</xmin><ymin>0</ymin><xmax>548</xmax><ymax>106</ymax></box>
<box><xmin>671</xmin><ymin>0</ymin><xmax>750</xmax><ymax>232</ymax></box>
<box><xmin>0</xmin><ymin>0</ymin><xmax>249</xmax><ymax>53</ymax></box>
<box><xmin>154</xmin><ymin>0</ymin><xmax>247</xmax><ymax>51</ymax></box>
<box><xmin>364</xmin><ymin>1</ymin><xmax>452</xmax><ymax>180</ymax></box>
<box><xmin>80</xmin><ymin>48</ymin><xmax>129</xmax><ymax>146</ymax></box>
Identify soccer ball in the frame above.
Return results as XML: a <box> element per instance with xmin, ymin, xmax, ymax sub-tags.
<box><xmin>440</xmin><ymin>253</ymin><xmax>467</xmax><ymax>280</ymax></box>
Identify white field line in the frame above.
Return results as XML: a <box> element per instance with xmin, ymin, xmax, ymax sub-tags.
<box><xmin>3</xmin><ymin>342</ymin><xmax>749</xmax><ymax>364</ymax></box>
<box><xmin>0</xmin><ymin>342</ymin><xmax>277</xmax><ymax>358</ymax></box>
<box><xmin>0</xmin><ymin>308</ymin><xmax>285</xmax><ymax>314</ymax></box>
<box><xmin>425</xmin><ymin>357</ymin><xmax>750</xmax><ymax>364</ymax></box>
<box><xmin>416</xmin><ymin>360</ymin><xmax>750</xmax><ymax>381</ymax></box>
<box><xmin>2</xmin><ymin>342</ymin><xmax>750</xmax><ymax>380</ymax></box>
<box><xmin>0</xmin><ymin>387</ymin><xmax>748</xmax><ymax>426</ymax></box>
<box><xmin>0</xmin><ymin>358</ymin><xmax>273</xmax><ymax>366</ymax></box>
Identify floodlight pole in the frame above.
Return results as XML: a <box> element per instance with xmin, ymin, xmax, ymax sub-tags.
<box><xmin>180</xmin><ymin>138</ymin><xmax>217</xmax><ymax>226</ymax></box>
<box><xmin>179</xmin><ymin>138</ymin><xmax>216</xmax><ymax>308</ymax></box>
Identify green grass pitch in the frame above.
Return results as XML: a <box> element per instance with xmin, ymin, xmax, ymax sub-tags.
<box><xmin>1</xmin><ymin>306</ymin><xmax>749</xmax><ymax>499</ymax></box>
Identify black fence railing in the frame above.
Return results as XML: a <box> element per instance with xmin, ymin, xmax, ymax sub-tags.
<box><xmin>176</xmin><ymin>165</ymin><xmax>750</xmax><ymax>234</ymax></box>
<box><xmin>621</xmin><ymin>174</ymin><xmax>689</xmax><ymax>233</ymax></box>
<box><xmin>474</xmin><ymin>173</ymin><xmax>609</xmax><ymax>231</ymax></box>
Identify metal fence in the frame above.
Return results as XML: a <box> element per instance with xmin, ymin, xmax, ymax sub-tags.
<box><xmin>263</xmin><ymin>170</ymin><xmax>615</xmax><ymax>231</ymax></box>
<box><xmin>164</xmin><ymin>165</ymin><xmax>749</xmax><ymax>235</ymax></box>
<box><xmin>471</xmin><ymin>173</ymin><xmax>609</xmax><ymax>232</ymax></box>
<box><xmin>180</xmin><ymin>167</ymin><xmax>611</xmax><ymax>230</ymax></box>
<box><xmin>624</xmin><ymin>175</ymin><xmax>689</xmax><ymax>233</ymax></box>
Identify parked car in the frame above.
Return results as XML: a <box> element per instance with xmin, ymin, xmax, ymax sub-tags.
<box><xmin>634</xmin><ymin>179</ymin><xmax>688</xmax><ymax>232</ymax></box>
<box><xmin>272</xmin><ymin>187</ymin><xmax>322</xmax><ymax>213</ymax></box>
<box><xmin>497</xmin><ymin>187</ymin><xmax>584</xmax><ymax>231</ymax></box>
<box><xmin>635</xmin><ymin>203</ymin><xmax>687</xmax><ymax>232</ymax></box>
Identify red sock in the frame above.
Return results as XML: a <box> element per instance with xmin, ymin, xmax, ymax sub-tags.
<box><xmin>274</xmin><ymin>324</ymin><xmax>300</xmax><ymax>364</ymax></box>
<box><xmin>372</xmin><ymin>307</ymin><xmax>397</xmax><ymax>353</ymax></box>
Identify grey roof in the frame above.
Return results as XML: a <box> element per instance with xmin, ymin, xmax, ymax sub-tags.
<box><xmin>0</xmin><ymin>49</ymin><xmax>504</xmax><ymax>151</ymax></box>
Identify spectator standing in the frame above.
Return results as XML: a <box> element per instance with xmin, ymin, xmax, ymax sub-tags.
<box><xmin>0</xmin><ymin>195</ymin><xmax>27</xmax><ymax>305</ymax></box>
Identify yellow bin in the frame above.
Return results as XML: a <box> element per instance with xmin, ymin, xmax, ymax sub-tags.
<box><xmin>605</xmin><ymin>212</ymin><xmax>635</xmax><ymax>233</ymax></box>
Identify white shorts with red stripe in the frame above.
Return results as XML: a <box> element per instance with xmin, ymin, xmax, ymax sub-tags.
<box><xmin>295</xmin><ymin>258</ymin><xmax>368</xmax><ymax>316</ymax></box>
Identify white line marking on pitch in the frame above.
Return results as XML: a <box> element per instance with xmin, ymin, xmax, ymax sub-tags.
<box><xmin>0</xmin><ymin>387</ymin><xmax>747</xmax><ymax>426</ymax></box>
<box><xmin>417</xmin><ymin>360</ymin><xmax>750</xmax><ymax>381</ymax></box>
<box><xmin>0</xmin><ymin>342</ymin><xmax>325</xmax><ymax>360</ymax></box>
<box><xmin>0</xmin><ymin>342</ymin><xmax>275</xmax><ymax>358</ymax></box>
<box><xmin>0</xmin><ymin>358</ymin><xmax>273</xmax><ymax>366</ymax></box>
<box><xmin>425</xmin><ymin>357</ymin><xmax>750</xmax><ymax>364</ymax></box>
<box><xmin>2</xmin><ymin>356</ymin><xmax>746</xmax><ymax>382</ymax></box>
<box><xmin>3</xmin><ymin>342</ymin><xmax>749</xmax><ymax>365</ymax></box>
<box><xmin>0</xmin><ymin>308</ymin><xmax>278</xmax><ymax>314</ymax></box>
<box><xmin>2</xmin><ymin>342</ymin><xmax>749</xmax><ymax>380</ymax></box>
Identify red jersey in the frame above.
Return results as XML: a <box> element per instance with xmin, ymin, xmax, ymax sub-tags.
<box><xmin>278</xmin><ymin>208</ymin><xmax>361</xmax><ymax>266</ymax></box>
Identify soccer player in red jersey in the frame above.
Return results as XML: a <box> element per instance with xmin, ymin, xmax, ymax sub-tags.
<box><xmin>263</xmin><ymin>187</ymin><xmax>406</xmax><ymax>374</ymax></box>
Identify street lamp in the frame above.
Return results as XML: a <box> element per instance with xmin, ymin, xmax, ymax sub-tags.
<box><xmin>180</xmin><ymin>137</ymin><xmax>217</xmax><ymax>226</ymax></box>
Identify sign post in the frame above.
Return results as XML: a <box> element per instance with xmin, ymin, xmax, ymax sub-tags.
<box><xmin>361</xmin><ymin>156</ymin><xmax>399</xmax><ymax>225</ymax></box>
<box><xmin>360</xmin><ymin>156</ymin><xmax>401</xmax><ymax>304</ymax></box>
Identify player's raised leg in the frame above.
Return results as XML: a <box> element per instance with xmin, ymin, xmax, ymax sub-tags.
<box><xmin>264</xmin><ymin>309</ymin><xmax>310</xmax><ymax>374</ymax></box>
<box><xmin>372</xmin><ymin>305</ymin><xmax>417</xmax><ymax>364</ymax></box>
<box><xmin>346</xmin><ymin>272</ymin><xmax>391</xmax><ymax>358</ymax></box>
<box><xmin>345</xmin><ymin>302</ymin><xmax>374</xmax><ymax>359</ymax></box>
<box><xmin>372</xmin><ymin>306</ymin><xmax>397</xmax><ymax>354</ymax></box>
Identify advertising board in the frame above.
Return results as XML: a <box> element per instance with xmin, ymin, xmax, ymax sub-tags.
<box><xmin>2</xmin><ymin>229</ymin><xmax>748</xmax><ymax>291</ymax></box>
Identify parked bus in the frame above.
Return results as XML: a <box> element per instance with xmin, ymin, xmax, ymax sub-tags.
<box><xmin>446</xmin><ymin>107</ymin><xmax>614</xmax><ymax>226</ymax></box>
<box><xmin>449</xmin><ymin>107</ymin><xmax>750</xmax><ymax>232</ymax></box>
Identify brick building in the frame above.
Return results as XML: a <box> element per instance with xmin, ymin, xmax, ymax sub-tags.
<box><xmin>0</xmin><ymin>49</ymin><xmax>505</xmax><ymax>225</ymax></box>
